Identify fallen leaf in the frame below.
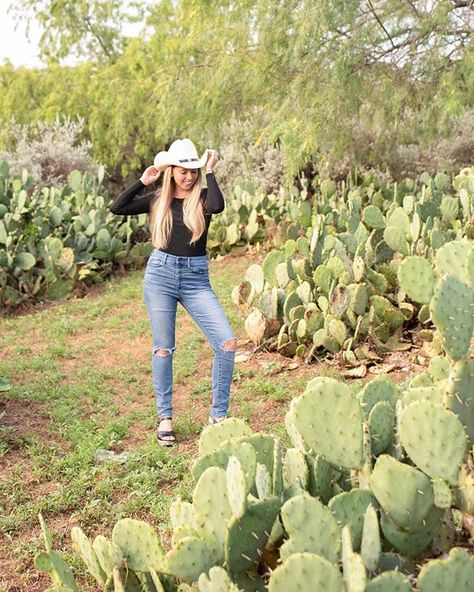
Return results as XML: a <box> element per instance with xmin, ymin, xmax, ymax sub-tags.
<box><xmin>343</xmin><ymin>365</ymin><xmax>367</xmax><ymax>378</ymax></box>
<box><xmin>369</xmin><ymin>363</ymin><xmax>396</xmax><ymax>375</ymax></box>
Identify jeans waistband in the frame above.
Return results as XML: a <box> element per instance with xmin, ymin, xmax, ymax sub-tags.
<box><xmin>150</xmin><ymin>249</ymin><xmax>208</xmax><ymax>267</ymax></box>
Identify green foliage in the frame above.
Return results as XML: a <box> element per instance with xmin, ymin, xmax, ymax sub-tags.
<box><xmin>2</xmin><ymin>1</ymin><xmax>474</xmax><ymax>178</ymax></box>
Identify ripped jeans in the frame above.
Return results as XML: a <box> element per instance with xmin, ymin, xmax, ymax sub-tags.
<box><xmin>143</xmin><ymin>249</ymin><xmax>236</xmax><ymax>420</ymax></box>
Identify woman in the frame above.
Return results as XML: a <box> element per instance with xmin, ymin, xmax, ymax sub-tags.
<box><xmin>109</xmin><ymin>139</ymin><xmax>237</xmax><ymax>445</ymax></box>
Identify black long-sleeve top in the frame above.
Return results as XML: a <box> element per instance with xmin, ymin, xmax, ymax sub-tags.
<box><xmin>109</xmin><ymin>172</ymin><xmax>224</xmax><ymax>257</ymax></box>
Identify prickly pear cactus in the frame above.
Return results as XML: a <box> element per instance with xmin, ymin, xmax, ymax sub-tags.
<box><xmin>268</xmin><ymin>552</ymin><xmax>345</xmax><ymax>592</ymax></box>
<box><xmin>279</xmin><ymin>494</ymin><xmax>340</xmax><ymax>562</ymax></box>
<box><xmin>417</xmin><ymin>547</ymin><xmax>474</xmax><ymax>592</ymax></box>
<box><xmin>292</xmin><ymin>377</ymin><xmax>365</xmax><ymax>470</ymax></box>
<box><xmin>399</xmin><ymin>401</ymin><xmax>467</xmax><ymax>485</ymax></box>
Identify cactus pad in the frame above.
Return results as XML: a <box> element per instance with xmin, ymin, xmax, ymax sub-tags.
<box><xmin>225</xmin><ymin>497</ymin><xmax>280</xmax><ymax>573</ymax></box>
<box><xmin>370</xmin><ymin>455</ymin><xmax>434</xmax><ymax>529</ymax></box>
<box><xmin>368</xmin><ymin>401</ymin><xmax>395</xmax><ymax>455</ymax></box>
<box><xmin>198</xmin><ymin>567</ymin><xmax>240</xmax><ymax>592</ymax></box>
<box><xmin>283</xmin><ymin>447</ymin><xmax>308</xmax><ymax>494</ymax></box>
<box><xmin>435</xmin><ymin>241</ymin><xmax>473</xmax><ymax>283</ymax></box>
<box><xmin>400</xmin><ymin>401</ymin><xmax>467</xmax><ymax>485</ymax></box>
<box><xmin>198</xmin><ymin>419</ymin><xmax>252</xmax><ymax>457</ymax></box>
<box><xmin>417</xmin><ymin>547</ymin><xmax>474</xmax><ymax>592</ymax></box>
<box><xmin>398</xmin><ymin>257</ymin><xmax>434</xmax><ymax>304</ymax></box>
<box><xmin>430</xmin><ymin>275</ymin><xmax>474</xmax><ymax>360</ymax></box>
<box><xmin>365</xmin><ymin>572</ymin><xmax>411</xmax><ymax>592</ymax></box>
<box><xmin>306</xmin><ymin>453</ymin><xmax>332</xmax><ymax>504</ymax></box>
<box><xmin>292</xmin><ymin>377</ymin><xmax>365</xmax><ymax>469</ymax></box>
<box><xmin>166</xmin><ymin>536</ymin><xmax>214</xmax><ymax>584</ymax></box>
<box><xmin>71</xmin><ymin>527</ymin><xmax>107</xmax><ymax>585</ymax></box>
<box><xmin>360</xmin><ymin>505</ymin><xmax>381</xmax><ymax>573</ymax></box>
<box><xmin>445</xmin><ymin>359</ymin><xmax>474</xmax><ymax>444</ymax></box>
<box><xmin>226</xmin><ymin>456</ymin><xmax>248</xmax><ymax>519</ymax></box>
<box><xmin>193</xmin><ymin>467</ymin><xmax>232</xmax><ymax>562</ymax></box>
<box><xmin>92</xmin><ymin>535</ymin><xmax>123</xmax><ymax>577</ymax></box>
<box><xmin>111</xmin><ymin>518</ymin><xmax>165</xmax><ymax>573</ymax></box>
<box><xmin>268</xmin><ymin>552</ymin><xmax>345</xmax><ymax>592</ymax></box>
<box><xmin>280</xmin><ymin>494</ymin><xmax>340</xmax><ymax>563</ymax></box>
<box><xmin>380</xmin><ymin>507</ymin><xmax>442</xmax><ymax>558</ymax></box>
<box><xmin>169</xmin><ymin>498</ymin><xmax>196</xmax><ymax>530</ymax></box>
<box><xmin>329</xmin><ymin>489</ymin><xmax>374</xmax><ymax>550</ymax></box>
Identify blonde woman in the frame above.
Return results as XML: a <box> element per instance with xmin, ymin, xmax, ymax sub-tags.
<box><xmin>110</xmin><ymin>139</ymin><xmax>237</xmax><ymax>445</ymax></box>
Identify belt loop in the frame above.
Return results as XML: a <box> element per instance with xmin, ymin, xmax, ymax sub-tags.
<box><xmin>163</xmin><ymin>253</ymin><xmax>167</xmax><ymax>263</ymax></box>
<box><xmin>187</xmin><ymin>257</ymin><xmax>191</xmax><ymax>268</ymax></box>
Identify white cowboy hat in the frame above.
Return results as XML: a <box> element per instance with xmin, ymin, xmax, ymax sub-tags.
<box><xmin>153</xmin><ymin>138</ymin><xmax>210</xmax><ymax>171</ymax></box>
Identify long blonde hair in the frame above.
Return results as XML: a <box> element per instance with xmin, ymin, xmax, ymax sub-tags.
<box><xmin>149</xmin><ymin>167</ymin><xmax>206</xmax><ymax>249</ymax></box>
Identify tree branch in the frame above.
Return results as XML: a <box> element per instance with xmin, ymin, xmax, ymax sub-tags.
<box><xmin>366</xmin><ymin>0</ymin><xmax>396</xmax><ymax>48</ymax></box>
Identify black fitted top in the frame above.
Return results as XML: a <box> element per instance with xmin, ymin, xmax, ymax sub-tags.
<box><xmin>109</xmin><ymin>172</ymin><xmax>224</xmax><ymax>256</ymax></box>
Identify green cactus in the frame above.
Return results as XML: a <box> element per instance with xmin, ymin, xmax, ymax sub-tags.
<box><xmin>444</xmin><ymin>359</ymin><xmax>474</xmax><ymax>444</ymax></box>
<box><xmin>365</xmin><ymin>572</ymin><xmax>411</xmax><ymax>592</ymax></box>
<box><xmin>226</xmin><ymin>456</ymin><xmax>248</xmax><ymax>519</ymax></box>
<box><xmin>341</xmin><ymin>525</ymin><xmax>367</xmax><ymax>592</ymax></box>
<box><xmin>198</xmin><ymin>567</ymin><xmax>240</xmax><ymax>592</ymax></box>
<box><xmin>35</xmin><ymin>513</ymin><xmax>78</xmax><ymax>591</ymax></box>
<box><xmin>169</xmin><ymin>498</ymin><xmax>196</xmax><ymax>530</ymax></box>
<box><xmin>368</xmin><ymin>401</ymin><xmax>395</xmax><ymax>455</ymax></box>
<box><xmin>306</xmin><ymin>453</ymin><xmax>333</xmax><ymax>504</ymax></box>
<box><xmin>359</xmin><ymin>377</ymin><xmax>400</xmax><ymax>417</ymax></box>
<box><xmin>225</xmin><ymin>496</ymin><xmax>280</xmax><ymax>573</ymax></box>
<box><xmin>193</xmin><ymin>467</ymin><xmax>232</xmax><ymax>562</ymax></box>
<box><xmin>91</xmin><ymin>535</ymin><xmax>123</xmax><ymax>578</ymax></box>
<box><xmin>280</xmin><ymin>494</ymin><xmax>341</xmax><ymax>562</ymax></box>
<box><xmin>435</xmin><ymin>240</ymin><xmax>473</xmax><ymax>284</ymax></box>
<box><xmin>360</xmin><ymin>505</ymin><xmax>381</xmax><ymax>573</ymax></box>
<box><xmin>430</xmin><ymin>275</ymin><xmax>474</xmax><ymax>361</ymax></box>
<box><xmin>172</xmin><ymin>526</ymin><xmax>200</xmax><ymax>546</ymax></box>
<box><xmin>255</xmin><ymin>462</ymin><xmax>272</xmax><ymax>500</ymax></box>
<box><xmin>292</xmin><ymin>377</ymin><xmax>365</xmax><ymax>470</ymax></box>
<box><xmin>363</xmin><ymin>205</ymin><xmax>386</xmax><ymax>229</ymax></box>
<box><xmin>398</xmin><ymin>256</ymin><xmax>434</xmax><ymax>304</ymax></box>
<box><xmin>432</xmin><ymin>478</ymin><xmax>453</xmax><ymax>509</ymax></box>
<box><xmin>313</xmin><ymin>265</ymin><xmax>333</xmax><ymax>294</ymax></box>
<box><xmin>370</xmin><ymin>455</ymin><xmax>435</xmax><ymax>530</ymax></box>
<box><xmin>417</xmin><ymin>547</ymin><xmax>474</xmax><ymax>592</ymax></box>
<box><xmin>198</xmin><ymin>419</ymin><xmax>252</xmax><ymax>457</ymax></box>
<box><xmin>329</xmin><ymin>489</ymin><xmax>375</xmax><ymax>550</ymax></box>
<box><xmin>268</xmin><ymin>552</ymin><xmax>345</xmax><ymax>592</ymax></box>
<box><xmin>383</xmin><ymin>226</ymin><xmax>409</xmax><ymax>256</ymax></box>
<box><xmin>380</xmin><ymin>507</ymin><xmax>442</xmax><ymax>558</ymax></box>
<box><xmin>166</xmin><ymin>536</ymin><xmax>215</xmax><ymax>584</ymax></box>
<box><xmin>348</xmin><ymin>283</ymin><xmax>368</xmax><ymax>315</ymax></box>
<box><xmin>71</xmin><ymin>527</ymin><xmax>107</xmax><ymax>585</ymax></box>
<box><xmin>111</xmin><ymin>518</ymin><xmax>165</xmax><ymax>573</ymax></box>
<box><xmin>400</xmin><ymin>401</ymin><xmax>467</xmax><ymax>485</ymax></box>
<box><xmin>283</xmin><ymin>447</ymin><xmax>309</xmax><ymax>496</ymax></box>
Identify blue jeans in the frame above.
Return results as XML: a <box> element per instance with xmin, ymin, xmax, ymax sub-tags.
<box><xmin>143</xmin><ymin>249</ymin><xmax>236</xmax><ymax>420</ymax></box>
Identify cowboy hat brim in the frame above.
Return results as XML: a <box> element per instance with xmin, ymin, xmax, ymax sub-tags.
<box><xmin>153</xmin><ymin>148</ymin><xmax>210</xmax><ymax>171</ymax></box>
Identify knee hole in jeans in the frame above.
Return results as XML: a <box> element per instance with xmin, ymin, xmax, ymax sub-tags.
<box><xmin>154</xmin><ymin>348</ymin><xmax>174</xmax><ymax>357</ymax></box>
<box><xmin>222</xmin><ymin>338</ymin><xmax>238</xmax><ymax>352</ymax></box>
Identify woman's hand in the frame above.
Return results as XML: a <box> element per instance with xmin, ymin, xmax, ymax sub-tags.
<box><xmin>140</xmin><ymin>166</ymin><xmax>160</xmax><ymax>186</ymax></box>
<box><xmin>205</xmin><ymin>150</ymin><xmax>219</xmax><ymax>174</ymax></box>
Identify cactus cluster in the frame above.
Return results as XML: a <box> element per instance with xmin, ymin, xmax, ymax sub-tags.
<box><xmin>37</xmin><ymin>362</ymin><xmax>473</xmax><ymax>590</ymax></box>
<box><xmin>0</xmin><ymin>163</ymin><xmax>152</xmax><ymax>307</ymax></box>
<box><xmin>233</xmin><ymin>167</ymin><xmax>474</xmax><ymax>362</ymax></box>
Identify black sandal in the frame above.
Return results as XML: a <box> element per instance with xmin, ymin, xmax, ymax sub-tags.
<box><xmin>157</xmin><ymin>417</ymin><xmax>176</xmax><ymax>446</ymax></box>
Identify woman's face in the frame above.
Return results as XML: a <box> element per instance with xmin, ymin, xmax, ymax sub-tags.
<box><xmin>172</xmin><ymin>167</ymin><xmax>199</xmax><ymax>192</ymax></box>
